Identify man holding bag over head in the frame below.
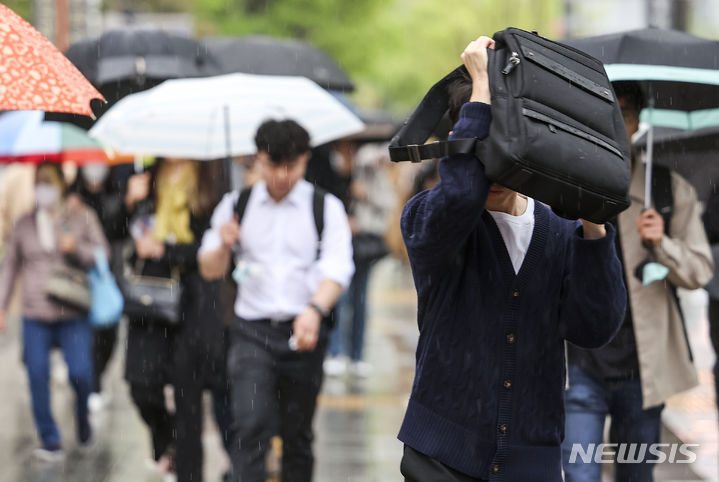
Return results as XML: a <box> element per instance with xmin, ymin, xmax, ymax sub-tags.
<box><xmin>398</xmin><ymin>36</ymin><xmax>626</xmax><ymax>481</ymax></box>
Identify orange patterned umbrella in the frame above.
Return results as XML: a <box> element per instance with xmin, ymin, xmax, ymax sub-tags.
<box><xmin>0</xmin><ymin>4</ymin><xmax>104</xmax><ymax>117</ymax></box>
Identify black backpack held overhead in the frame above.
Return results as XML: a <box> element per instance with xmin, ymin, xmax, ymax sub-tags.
<box><xmin>389</xmin><ymin>27</ymin><xmax>632</xmax><ymax>224</ymax></box>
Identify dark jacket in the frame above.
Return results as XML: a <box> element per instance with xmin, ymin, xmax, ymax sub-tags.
<box><xmin>124</xmin><ymin>199</ymin><xmax>222</xmax><ymax>386</ymax></box>
<box><xmin>399</xmin><ymin>102</ymin><xmax>626</xmax><ymax>481</ymax></box>
<box><xmin>73</xmin><ymin>179</ymin><xmax>129</xmax><ymax>244</ymax></box>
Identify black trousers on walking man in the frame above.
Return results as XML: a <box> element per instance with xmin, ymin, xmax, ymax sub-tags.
<box><xmin>228</xmin><ymin>317</ymin><xmax>328</xmax><ymax>482</ymax></box>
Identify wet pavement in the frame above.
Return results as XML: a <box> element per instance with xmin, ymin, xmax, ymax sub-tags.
<box><xmin>0</xmin><ymin>258</ymin><xmax>715</xmax><ymax>481</ymax></box>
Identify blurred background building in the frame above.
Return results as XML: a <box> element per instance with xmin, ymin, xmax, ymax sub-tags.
<box><xmin>565</xmin><ymin>0</ymin><xmax>718</xmax><ymax>37</ymax></box>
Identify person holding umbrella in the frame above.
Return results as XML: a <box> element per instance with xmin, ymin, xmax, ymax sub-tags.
<box><xmin>563</xmin><ymin>82</ymin><xmax>714</xmax><ymax>482</ymax></box>
<box><xmin>0</xmin><ymin>162</ymin><xmax>109</xmax><ymax>460</ymax></box>
<box><xmin>198</xmin><ymin>119</ymin><xmax>354</xmax><ymax>482</ymax></box>
<box><xmin>122</xmin><ymin>158</ymin><xmax>232</xmax><ymax>481</ymax></box>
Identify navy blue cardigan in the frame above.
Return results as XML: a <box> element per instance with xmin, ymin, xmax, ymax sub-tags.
<box><xmin>399</xmin><ymin>102</ymin><xmax>627</xmax><ymax>481</ymax></box>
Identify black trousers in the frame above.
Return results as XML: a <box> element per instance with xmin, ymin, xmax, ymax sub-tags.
<box><xmin>129</xmin><ymin>383</ymin><xmax>175</xmax><ymax>461</ymax></box>
<box><xmin>401</xmin><ymin>445</ymin><xmax>488</xmax><ymax>482</ymax></box>
<box><xmin>228</xmin><ymin>317</ymin><xmax>328</xmax><ymax>482</ymax></box>
<box><xmin>92</xmin><ymin>324</ymin><xmax>118</xmax><ymax>393</ymax></box>
<box><xmin>174</xmin><ymin>329</ymin><xmax>233</xmax><ymax>482</ymax></box>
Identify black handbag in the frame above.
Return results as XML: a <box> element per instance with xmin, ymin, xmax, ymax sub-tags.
<box><xmin>45</xmin><ymin>263</ymin><xmax>91</xmax><ymax>311</ymax></box>
<box><xmin>117</xmin><ymin>244</ymin><xmax>183</xmax><ymax>325</ymax></box>
<box><xmin>352</xmin><ymin>233</ymin><xmax>389</xmax><ymax>264</ymax></box>
<box><xmin>389</xmin><ymin>27</ymin><xmax>631</xmax><ymax>224</ymax></box>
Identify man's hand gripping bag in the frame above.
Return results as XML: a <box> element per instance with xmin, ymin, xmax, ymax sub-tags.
<box><xmin>389</xmin><ymin>27</ymin><xmax>631</xmax><ymax>224</ymax></box>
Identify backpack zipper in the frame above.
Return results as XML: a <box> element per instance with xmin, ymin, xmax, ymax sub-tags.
<box><xmin>501</xmin><ymin>52</ymin><xmax>520</xmax><ymax>75</ymax></box>
<box><xmin>522</xmin><ymin>107</ymin><xmax>623</xmax><ymax>158</ymax></box>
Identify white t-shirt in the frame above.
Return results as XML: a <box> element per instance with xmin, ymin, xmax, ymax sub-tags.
<box><xmin>488</xmin><ymin>197</ymin><xmax>535</xmax><ymax>274</ymax></box>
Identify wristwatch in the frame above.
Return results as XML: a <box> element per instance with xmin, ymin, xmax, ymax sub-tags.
<box><xmin>308</xmin><ymin>302</ymin><xmax>329</xmax><ymax>318</ymax></box>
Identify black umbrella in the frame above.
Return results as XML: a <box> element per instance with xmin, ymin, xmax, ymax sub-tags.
<box><xmin>46</xmin><ymin>29</ymin><xmax>220</xmax><ymax>129</ymax></box>
<box><xmin>566</xmin><ymin>28</ymin><xmax>719</xmax><ymax>208</ymax></box>
<box><xmin>202</xmin><ymin>35</ymin><xmax>354</xmax><ymax>92</ymax></box>
<box><xmin>66</xmin><ymin>28</ymin><xmax>220</xmax><ymax>86</ymax></box>
<box><xmin>566</xmin><ymin>28</ymin><xmax>719</xmax><ymax>111</ymax></box>
<box><xmin>634</xmin><ymin>125</ymin><xmax>719</xmax><ymax>203</ymax></box>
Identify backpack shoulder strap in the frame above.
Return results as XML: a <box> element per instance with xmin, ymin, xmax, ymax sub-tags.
<box><xmin>234</xmin><ymin>186</ymin><xmax>253</xmax><ymax>224</ymax></box>
<box><xmin>388</xmin><ymin>65</ymin><xmax>482</xmax><ymax>163</ymax></box>
<box><xmin>651</xmin><ymin>164</ymin><xmax>673</xmax><ymax>236</ymax></box>
<box><xmin>312</xmin><ymin>186</ymin><xmax>326</xmax><ymax>259</ymax></box>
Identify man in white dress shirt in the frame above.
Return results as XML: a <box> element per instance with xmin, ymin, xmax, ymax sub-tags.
<box><xmin>198</xmin><ymin>119</ymin><xmax>354</xmax><ymax>482</ymax></box>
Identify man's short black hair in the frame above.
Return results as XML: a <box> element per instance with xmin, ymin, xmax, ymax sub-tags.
<box><xmin>254</xmin><ymin>119</ymin><xmax>311</xmax><ymax>164</ymax></box>
<box><xmin>613</xmin><ymin>81</ymin><xmax>645</xmax><ymax>114</ymax></box>
<box><xmin>447</xmin><ymin>69</ymin><xmax>473</xmax><ymax>126</ymax></box>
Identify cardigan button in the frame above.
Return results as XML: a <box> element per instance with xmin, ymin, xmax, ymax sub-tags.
<box><xmin>503</xmin><ymin>380</ymin><xmax>512</xmax><ymax>390</ymax></box>
<box><xmin>492</xmin><ymin>464</ymin><xmax>500</xmax><ymax>474</ymax></box>
<box><xmin>506</xmin><ymin>333</ymin><xmax>516</xmax><ymax>344</ymax></box>
<box><xmin>512</xmin><ymin>289</ymin><xmax>520</xmax><ymax>297</ymax></box>
<box><xmin>499</xmin><ymin>424</ymin><xmax>508</xmax><ymax>434</ymax></box>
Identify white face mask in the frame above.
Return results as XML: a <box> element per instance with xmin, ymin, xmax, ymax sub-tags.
<box><xmin>81</xmin><ymin>163</ymin><xmax>109</xmax><ymax>185</ymax></box>
<box><xmin>35</xmin><ymin>183</ymin><xmax>60</xmax><ymax>209</ymax></box>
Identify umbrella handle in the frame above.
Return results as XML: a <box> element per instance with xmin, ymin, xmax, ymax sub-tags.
<box><xmin>644</xmin><ymin>92</ymin><xmax>655</xmax><ymax>211</ymax></box>
<box><xmin>644</xmin><ymin>123</ymin><xmax>654</xmax><ymax>210</ymax></box>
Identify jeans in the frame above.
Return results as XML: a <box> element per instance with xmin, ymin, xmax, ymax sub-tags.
<box><xmin>22</xmin><ymin>317</ymin><xmax>93</xmax><ymax>449</ymax></box>
<box><xmin>562</xmin><ymin>364</ymin><xmax>663</xmax><ymax>482</ymax></box>
<box><xmin>328</xmin><ymin>260</ymin><xmax>372</xmax><ymax>361</ymax></box>
<box><xmin>228</xmin><ymin>317</ymin><xmax>328</xmax><ymax>482</ymax></box>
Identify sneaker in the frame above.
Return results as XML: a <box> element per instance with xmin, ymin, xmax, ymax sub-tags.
<box><xmin>33</xmin><ymin>446</ymin><xmax>65</xmax><ymax>462</ymax></box>
<box><xmin>88</xmin><ymin>392</ymin><xmax>105</xmax><ymax>413</ymax></box>
<box><xmin>323</xmin><ymin>356</ymin><xmax>347</xmax><ymax>377</ymax></box>
<box><xmin>350</xmin><ymin>361</ymin><xmax>372</xmax><ymax>378</ymax></box>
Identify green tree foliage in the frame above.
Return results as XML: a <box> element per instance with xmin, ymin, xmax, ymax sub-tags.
<box><xmin>4</xmin><ymin>0</ymin><xmax>32</xmax><ymax>21</ymax></box>
<box><xmin>195</xmin><ymin>0</ymin><xmax>563</xmax><ymax>115</ymax></box>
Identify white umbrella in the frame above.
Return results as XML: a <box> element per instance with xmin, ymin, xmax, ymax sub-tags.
<box><xmin>89</xmin><ymin>73</ymin><xmax>365</xmax><ymax>160</ymax></box>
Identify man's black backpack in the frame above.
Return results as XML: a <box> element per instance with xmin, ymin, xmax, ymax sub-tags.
<box><xmin>389</xmin><ymin>27</ymin><xmax>632</xmax><ymax>224</ymax></box>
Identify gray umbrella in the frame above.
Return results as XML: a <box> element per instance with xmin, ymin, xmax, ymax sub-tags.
<box><xmin>202</xmin><ymin>35</ymin><xmax>354</xmax><ymax>92</ymax></box>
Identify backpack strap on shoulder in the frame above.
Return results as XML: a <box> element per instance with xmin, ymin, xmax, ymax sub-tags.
<box><xmin>312</xmin><ymin>186</ymin><xmax>326</xmax><ymax>260</ymax></box>
<box><xmin>234</xmin><ymin>186</ymin><xmax>253</xmax><ymax>224</ymax></box>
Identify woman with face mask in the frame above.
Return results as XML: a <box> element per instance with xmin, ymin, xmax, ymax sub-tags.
<box><xmin>0</xmin><ymin>162</ymin><xmax>110</xmax><ymax>461</ymax></box>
